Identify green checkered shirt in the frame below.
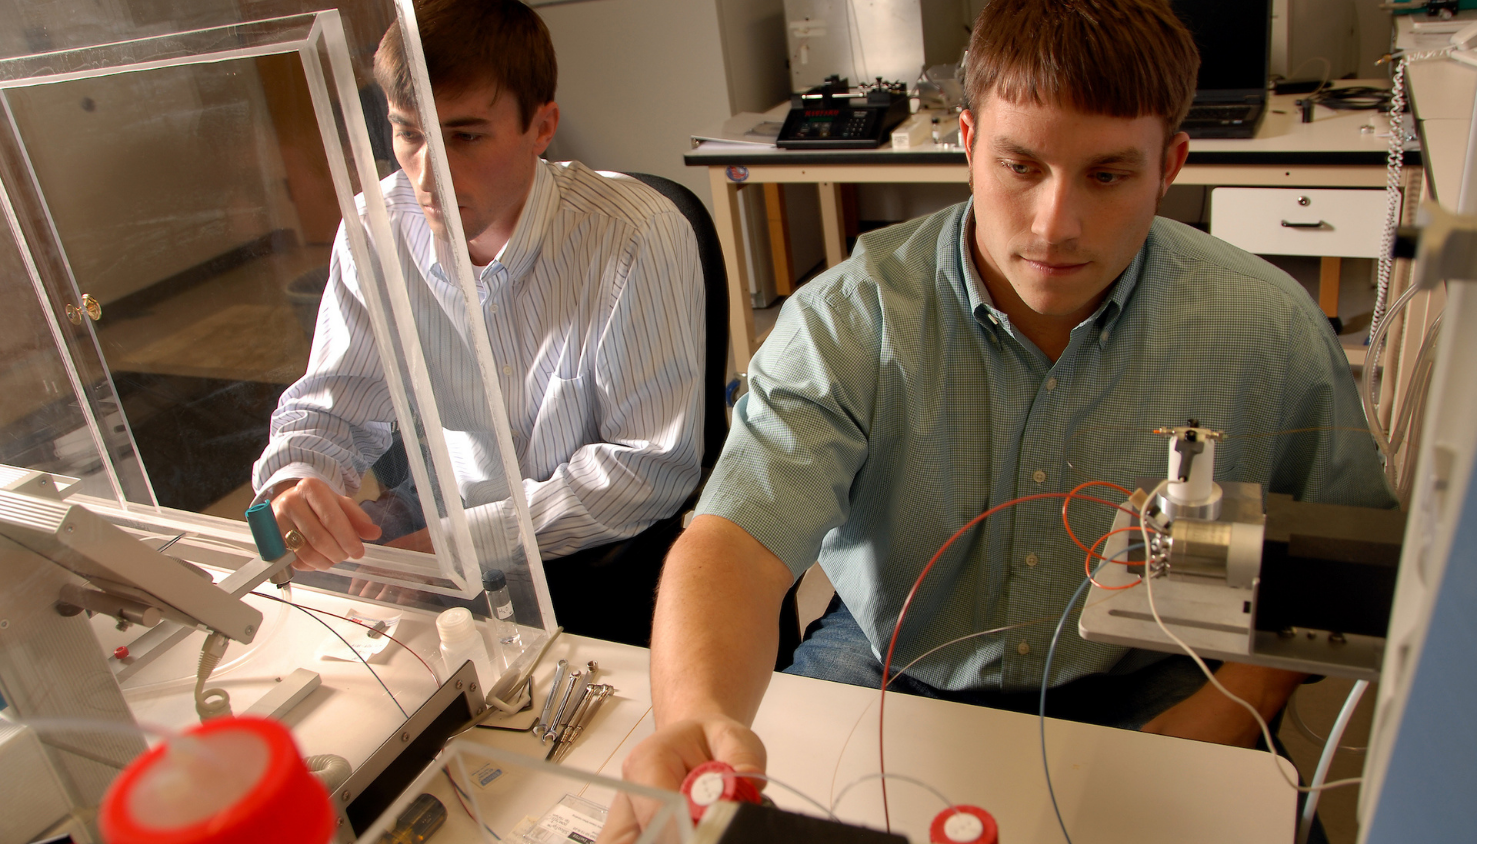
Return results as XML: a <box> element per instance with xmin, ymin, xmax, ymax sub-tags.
<box><xmin>699</xmin><ymin>200</ymin><xmax>1395</xmax><ymax>692</ymax></box>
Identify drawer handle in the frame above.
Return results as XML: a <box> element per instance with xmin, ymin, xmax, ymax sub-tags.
<box><xmin>1280</xmin><ymin>219</ymin><xmax>1328</xmax><ymax>229</ymax></box>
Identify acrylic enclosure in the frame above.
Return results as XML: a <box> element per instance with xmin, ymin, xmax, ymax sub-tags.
<box><xmin>0</xmin><ymin>1</ymin><xmax>552</xmax><ymax>626</ymax></box>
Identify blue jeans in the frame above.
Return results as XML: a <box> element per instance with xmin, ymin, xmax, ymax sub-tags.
<box><xmin>785</xmin><ymin>597</ymin><xmax>1212</xmax><ymax>730</ymax></box>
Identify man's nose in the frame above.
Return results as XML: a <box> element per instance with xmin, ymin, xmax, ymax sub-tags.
<box><xmin>1031</xmin><ymin>176</ymin><xmax>1084</xmax><ymax>245</ymax></box>
<box><xmin>412</xmin><ymin>147</ymin><xmax>437</xmax><ymax>194</ymax></box>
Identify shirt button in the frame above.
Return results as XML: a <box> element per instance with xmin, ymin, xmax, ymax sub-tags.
<box><xmin>1101</xmin><ymin>329</ymin><xmax>1110</xmax><ymax>343</ymax></box>
<box><xmin>488</xmin><ymin>302</ymin><xmax>499</xmax><ymax>314</ymax></box>
<box><xmin>1017</xmin><ymin>641</ymin><xmax>1031</xmax><ymax>655</ymax></box>
<box><xmin>1045</xmin><ymin>377</ymin><xmax>1058</xmax><ymax>392</ymax></box>
<box><xmin>1025</xmin><ymin>552</ymin><xmax>1038</xmax><ymax>567</ymax></box>
<box><xmin>1033</xmin><ymin>469</ymin><xmax>1047</xmax><ymax>484</ymax></box>
<box><xmin>502</xmin><ymin>365</ymin><xmax>513</xmax><ymax>375</ymax></box>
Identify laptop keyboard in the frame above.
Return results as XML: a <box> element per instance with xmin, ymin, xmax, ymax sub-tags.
<box><xmin>1186</xmin><ymin>104</ymin><xmax>1256</xmax><ymax>124</ymax></box>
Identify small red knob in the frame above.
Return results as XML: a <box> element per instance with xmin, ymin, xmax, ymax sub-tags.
<box><xmin>114</xmin><ymin>646</ymin><xmax>130</xmax><ymax>660</ymax></box>
<box><xmin>931</xmin><ymin>805</ymin><xmax>998</xmax><ymax>844</ymax></box>
<box><xmin>681</xmin><ymin>761</ymin><xmax>762</xmax><ymax>823</ymax></box>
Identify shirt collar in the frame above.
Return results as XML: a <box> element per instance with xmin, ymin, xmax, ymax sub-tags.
<box><xmin>489</xmin><ymin>157</ymin><xmax>557</xmax><ymax>288</ymax></box>
<box><xmin>956</xmin><ymin>200</ymin><xmax>1149</xmax><ymax>350</ymax></box>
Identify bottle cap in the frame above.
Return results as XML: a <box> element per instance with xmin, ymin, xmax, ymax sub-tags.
<box><xmin>435</xmin><ymin>607</ymin><xmax>478</xmax><ymax>643</ymax></box>
<box><xmin>100</xmin><ymin>716</ymin><xmax>332</xmax><ymax>844</ymax></box>
<box><xmin>482</xmin><ymin>569</ymin><xmax>507</xmax><ymax>591</ymax></box>
<box><xmin>681</xmin><ymin>761</ymin><xmax>761</xmax><ymax>823</ymax></box>
<box><xmin>930</xmin><ymin>805</ymin><xmax>998</xmax><ymax>844</ymax></box>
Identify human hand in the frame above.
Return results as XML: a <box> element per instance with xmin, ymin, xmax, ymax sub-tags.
<box><xmin>598</xmin><ymin>716</ymin><xmax>767</xmax><ymax>844</ymax></box>
<box><xmin>271</xmin><ymin>477</ymin><xmax>382</xmax><ymax>571</ymax></box>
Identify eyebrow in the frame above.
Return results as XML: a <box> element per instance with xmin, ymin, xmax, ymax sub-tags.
<box><xmin>989</xmin><ymin>136</ymin><xmax>1148</xmax><ymax>168</ymax></box>
<box><xmin>387</xmin><ymin>113</ymin><xmax>492</xmax><ymax>130</ymax></box>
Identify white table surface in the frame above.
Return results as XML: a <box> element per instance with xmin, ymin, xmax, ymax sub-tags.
<box><xmin>111</xmin><ymin>585</ymin><xmax>1297</xmax><ymax>843</ymax></box>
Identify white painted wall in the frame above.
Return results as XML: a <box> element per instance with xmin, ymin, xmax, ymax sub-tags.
<box><xmin>535</xmin><ymin>0</ymin><xmax>737</xmax><ymax>210</ymax></box>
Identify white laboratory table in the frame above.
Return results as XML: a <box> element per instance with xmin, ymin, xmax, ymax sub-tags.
<box><xmin>108</xmin><ymin>579</ymin><xmax>1295</xmax><ymax>843</ymax></box>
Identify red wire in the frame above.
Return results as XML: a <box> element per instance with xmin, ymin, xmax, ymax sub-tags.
<box><xmin>270</xmin><ymin>594</ymin><xmax>442</xmax><ymax>687</ymax></box>
<box><xmin>1061</xmin><ymin>480</ymin><xmax>1133</xmax><ymax>561</ymax></box>
<box><xmin>874</xmin><ymin>485</ymin><xmax>1140</xmax><ymax>832</ymax></box>
<box><xmin>1085</xmin><ymin>526</ymin><xmax>1148</xmax><ymax>590</ymax></box>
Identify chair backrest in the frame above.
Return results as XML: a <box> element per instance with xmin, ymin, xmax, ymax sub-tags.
<box><xmin>623</xmin><ymin>173</ymin><xmax>730</xmax><ymax>472</ymax></box>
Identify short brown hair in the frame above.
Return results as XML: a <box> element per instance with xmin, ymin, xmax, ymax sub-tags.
<box><xmin>962</xmin><ymin>0</ymin><xmax>1199</xmax><ymax>135</ymax></box>
<box><xmin>374</xmin><ymin>0</ymin><xmax>557</xmax><ymax>131</ymax></box>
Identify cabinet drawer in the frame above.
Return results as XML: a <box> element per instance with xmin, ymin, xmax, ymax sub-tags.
<box><xmin>1209</xmin><ymin>188</ymin><xmax>1388</xmax><ymax>258</ymax></box>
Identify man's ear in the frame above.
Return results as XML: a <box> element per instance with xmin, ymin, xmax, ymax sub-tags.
<box><xmin>959</xmin><ymin>109</ymin><xmax>978</xmax><ymax>164</ymax></box>
<box><xmin>1160</xmin><ymin>130</ymin><xmax>1190</xmax><ymax>195</ymax></box>
<box><xmin>530</xmin><ymin>101</ymin><xmax>560</xmax><ymax>155</ymax></box>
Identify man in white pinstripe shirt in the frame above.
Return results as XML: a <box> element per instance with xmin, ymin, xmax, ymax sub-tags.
<box><xmin>251</xmin><ymin>0</ymin><xmax>705</xmax><ymax>645</ymax></box>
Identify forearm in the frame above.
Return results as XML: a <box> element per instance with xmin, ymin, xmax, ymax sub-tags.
<box><xmin>650</xmin><ymin>515</ymin><xmax>793</xmax><ymax>727</ymax></box>
<box><xmin>1143</xmin><ymin>661</ymin><xmax>1307</xmax><ymax>747</ymax></box>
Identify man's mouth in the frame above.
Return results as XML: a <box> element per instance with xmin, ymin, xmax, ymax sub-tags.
<box><xmin>1019</xmin><ymin>256</ymin><xmax>1089</xmax><ymax>274</ymax></box>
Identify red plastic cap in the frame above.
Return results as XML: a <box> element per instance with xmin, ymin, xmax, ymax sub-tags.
<box><xmin>930</xmin><ymin>805</ymin><xmax>998</xmax><ymax>844</ymax></box>
<box><xmin>114</xmin><ymin>646</ymin><xmax>130</xmax><ymax>660</ymax></box>
<box><xmin>100</xmin><ymin>716</ymin><xmax>333</xmax><ymax>844</ymax></box>
<box><xmin>680</xmin><ymin>761</ymin><xmax>763</xmax><ymax>823</ymax></box>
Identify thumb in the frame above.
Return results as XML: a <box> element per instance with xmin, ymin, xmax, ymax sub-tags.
<box><xmin>339</xmin><ymin>496</ymin><xmax>384</xmax><ymax>540</ymax></box>
<box><xmin>703</xmin><ymin>719</ymin><xmax>768</xmax><ymax>777</ymax></box>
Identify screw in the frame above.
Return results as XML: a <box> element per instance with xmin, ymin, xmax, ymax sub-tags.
<box><xmin>455</xmin><ymin>679</ymin><xmax>464</xmax><ymax>690</ymax></box>
<box><xmin>1329</xmin><ymin>632</ymin><xmax>1347</xmax><ymax>644</ymax></box>
<box><xmin>341</xmin><ymin>790</ymin><xmax>351</xmax><ymax>802</ymax></box>
<box><xmin>1306</xmin><ymin>630</ymin><xmax>1316</xmax><ymax>640</ymax></box>
<box><xmin>65</xmin><ymin>524</ymin><xmax>75</xmax><ymax>533</ymax></box>
<box><xmin>245</xmin><ymin>625</ymin><xmax>254</xmax><ymax>637</ymax></box>
<box><xmin>1297</xmin><ymin>196</ymin><xmax>1311</xmax><ymax>206</ymax></box>
<box><xmin>116</xmin><ymin>618</ymin><xmax>131</xmax><ymax>632</ymax></box>
<box><xmin>1278</xmin><ymin>627</ymin><xmax>1296</xmax><ymax>639</ymax></box>
<box><xmin>400</xmin><ymin>731</ymin><xmax>410</xmax><ymax>743</ymax></box>
<box><xmin>337</xmin><ymin>818</ymin><xmax>345</xmax><ymax>827</ymax></box>
<box><xmin>38</xmin><ymin>477</ymin><xmax>50</xmax><ymax>487</ymax></box>
<box><xmin>469</xmin><ymin>683</ymin><xmax>478</xmax><ymax>692</ymax></box>
<box><xmin>0</xmin><ymin>620</ymin><xmax>8</xmax><ymax>629</ymax></box>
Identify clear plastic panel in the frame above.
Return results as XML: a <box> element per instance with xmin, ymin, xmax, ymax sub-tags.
<box><xmin>354</xmin><ymin>742</ymin><xmax>693</xmax><ymax>844</ymax></box>
<box><xmin>0</xmin><ymin>2</ymin><xmax>552</xmax><ymax>622</ymax></box>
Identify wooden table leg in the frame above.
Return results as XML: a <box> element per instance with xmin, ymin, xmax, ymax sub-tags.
<box><xmin>817</xmin><ymin>181</ymin><xmax>847</xmax><ymax>270</ymax></box>
<box><xmin>709</xmin><ymin>174</ymin><xmax>757</xmax><ymax>376</ymax></box>
<box><xmin>1318</xmin><ymin>256</ymin><xmax>1341</xmax><ymax>317</ymax></box>
<box><xmin>764</xmin><ymin>183</ymin><xmax>794</xmax><ymax>298</ymax></box>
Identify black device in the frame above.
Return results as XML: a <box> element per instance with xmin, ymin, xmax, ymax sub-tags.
<box><xmin>696</xmin><ymin>800</ymin><xmax>910</xmax><ymax>844</ymax></box>
<box><xmin>776</xmin><ymin>76</ymin><xmax>910</xmax><ymax>150</ymax></box>
<box><xmin>334</xmin><ymin>661</ymin><xmax>487</xmax><ymax>842</ymax></box>
<box><xmin>1171</xmin><ymin>0</ymin><xmax>1273</xmax><ymax>139</ymax></box>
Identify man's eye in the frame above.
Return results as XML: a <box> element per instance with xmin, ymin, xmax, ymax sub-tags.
<box><xmin>1004</xmin><ymin>161</ymin><xmax>1034</xmax><ymax>175</ymax></box>
<box><xmin>395</xmin><ymin>130</ymin><xmax>422</xmax><ymax>142</ymax></box>
<box><xmin>1094</xmin><ymin>171</ymin><xmax>1127</xmax><ymax>185</ymax></box>
<box><xmin>452</xmin><ymin>133</ymin><xmax>482</xmax><ymax>143</ymax></box>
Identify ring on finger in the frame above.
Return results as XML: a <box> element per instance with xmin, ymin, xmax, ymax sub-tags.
<box><xmin>284</xmin><ymin>528</ymin><xmax>307</xmax><ymax>552</ymax></box>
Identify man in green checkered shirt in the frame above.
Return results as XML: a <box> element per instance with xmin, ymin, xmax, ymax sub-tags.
<box><xmin>608</xmin><ymin>0</ymin><xmax>1394</xmax><ymax>818</ymax></box>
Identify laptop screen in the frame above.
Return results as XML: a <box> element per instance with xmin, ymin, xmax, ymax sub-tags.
<box><xmin>1170</xmin><ymin>0</ymin><xmax>1272</xmax><ymax>95</ymax></box>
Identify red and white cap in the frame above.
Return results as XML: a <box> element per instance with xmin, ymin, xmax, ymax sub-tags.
<box><xmin>100</xmin><ymin>716</ymin><xmax>332</xmax><ymax>844</ymax></box>
<box><xmin>930</xmin><ymin>804</ymin><xmax>998</xmax><ymax>844</ymax></box>
<box><xmin>680</xmin><ymin>760</ymin><xmax>763</xmax><ymax>823</ymax></box>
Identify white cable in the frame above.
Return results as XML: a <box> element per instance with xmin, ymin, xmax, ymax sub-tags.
<box><xmin>193</xmin><ymin>633</ymin><xmax>232</xmax><ymax>721</ymax></box>
<box><xmin>304</xmin><ymin>754</ymin><xmax>353</xmax><ymax>791</ymax></box>
<box><xmin>830</xmin><ymin>772</ymin><xmax>951</xmax><ymax>820</ymax></box>
<box><xmin>1296</xmin><ymin>680</ymin><xmax>1369</xmax><ymax>844</ymax></box>
<box><xmin>1135</xmin><ymin>481</ymin><xmax>1361</xmax><ymax>795</ymax></box>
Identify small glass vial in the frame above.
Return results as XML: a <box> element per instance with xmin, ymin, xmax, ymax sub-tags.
<box><xmin>435</xmin><ymin>607</ymin><xmax>496</xmax><ymax>692</ymax></box>
<box><xmin>482</xmin><ymin>569</ymin><xmax>521</xmax><ymax>646</ymax></box>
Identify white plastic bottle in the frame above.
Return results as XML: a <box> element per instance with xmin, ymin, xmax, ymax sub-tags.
<box><xmin>436</xmin><ymin>607</ymin><xmax>496</xmax><ymax>693</ymax></box>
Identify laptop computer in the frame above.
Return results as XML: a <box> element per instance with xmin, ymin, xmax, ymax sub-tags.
<box><xmin>1171</xmin><ymin>0</ymin><xmax>1273</xmax><ymax>140</ymax></box>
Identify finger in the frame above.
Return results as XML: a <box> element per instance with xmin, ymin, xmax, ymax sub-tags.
<box><xmin>273</xmin><ymin>485</ymin><xmax>350</xmax><ymax>568</ymax></box>
<box><xmin>597</xmin><ymin>791</ymin><xmax>641</xmax><ymax>844</ymax></box>
<box><xmin>337</xmin><ymin>494</ymin><xmax>383</xmax><ymax>541</ymax></box>
<box><xmin>302</xmin><ymin>483</ymin><xmax>368</xmax><ymax>559</ymax></box>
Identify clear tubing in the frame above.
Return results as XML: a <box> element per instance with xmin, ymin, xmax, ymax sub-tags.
<box><xmin>1296</xmin><ymin>680</ymin><xmax>1369</xmax><ymax>844</ymax></box>
<box><xmin>120</xmin><ymin>601</ymin><xmax>289</xmax><ymax>698</ymax></box>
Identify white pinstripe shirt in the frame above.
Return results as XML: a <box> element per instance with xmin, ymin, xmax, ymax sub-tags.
<box><xmin>253</xmin><ymin>159</ymin><xmax>705</xmax><ymax>561</ymax></box>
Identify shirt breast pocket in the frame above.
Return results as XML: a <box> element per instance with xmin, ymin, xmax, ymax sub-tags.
<box><xmin>526</xmin><ymin>373</ymin><xmax>595</xmax><ymax>476</ymax></box>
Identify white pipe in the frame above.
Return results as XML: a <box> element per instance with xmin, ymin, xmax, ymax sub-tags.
<box><xmin>1296</xmin><ymin>680</ymin><xmax>1369</xmax><ymax>844</ymax></box>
